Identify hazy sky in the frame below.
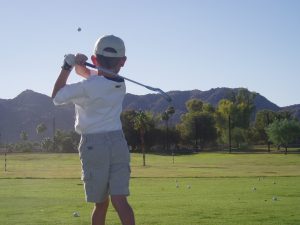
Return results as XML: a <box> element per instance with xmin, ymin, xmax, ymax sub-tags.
<box><xmin>0</xmin><ymin>0</ymin><xmax>299</xmax><ymax>107</ymax></box>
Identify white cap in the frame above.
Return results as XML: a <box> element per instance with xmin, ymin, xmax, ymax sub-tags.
<box><xmin>94</xmin><ymin>35</ymin><xmax>125</xmax><ymax>57</ymax></box>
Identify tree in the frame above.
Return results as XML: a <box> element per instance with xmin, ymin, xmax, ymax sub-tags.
<box><xmin>186</xmin><ymin>99</ymin><xmax>203</xmax><ymax>112</ymax></box>
<box><xmin>41</xmin><ymin>137</ymin><xmax>53</xmax><ymax>152</ymax></box>
<box><xmin>178</xmin><ymin>99</ymin><xmax>217</xmax><ymax>150</ymax></box>
<box><xmin>36</xmin><ymin>123</ymin><xmax>47</xmax><ymax>144</ymax></box>
<box><xmin>18</xmin><ymin>131</ymin><xmax>33</xmax><ymax>152</ymax></box>
<box><xmin>266</xmin><ymin>119</ymin><xmax>300</xmax><ymax>154</ymax></box>
<box><xmin>231</xmin><ymin>127</ymin><xmax>246</xmax><ymax>149</ymax></box>
<box><xmin>162</xmin><ymin>127</ymin><xmax>181</xmax><ymax>152</ymax></box>
<box><xmin>202</xmin><ymin>103</ymin><xmax>215</xmax><ymax>114</ymax></box>
<box><xmin>20</xmin><ymin>131</ymin><xmax>28</xmax><ymax>142</ymax></box>
<box><xmin>54</xmin><ymin>130</ymin><xmax>80</xmax><ymax>153</ymax></box>
<box><xmin>36</xmin><ymin>123</ymin><xmax>47</xmax><ymax>137</ymax></box>
<box><xmin>178</xmin><ymin>112</ymin><xmax>217</xmax><ymax>150</ymax></box>
<box><xmin>121</xmin><ymin>110</ymin><xmax>140</xmax><ymax>151</ymax></box>
<box><xmin>215</xmin><ymin>99</ymin><xmax>235</xmax><ymax>144</ymax></box>
<box><xmin>275</xmin><ymin>111</ymin><xmax>293</xmax><ymax>121</ymax></box>
<box><xmin>232</xmin><ymin>88</ymin><xmax>256</xmax><ymax>128</ymax></box>
<box><xmin>161</xmin><ymin>106</ymin><xmax>175</xmax><ymax>151</ymax></box>
<box><xmin>36</xmin><ymin>123</ymin><xmax>47</xmax><ymax>150</ymax></box>
<box><xmin>133</xmin><ymin>111</ymin><xmax>154</xmax><ymax>166</ymax></box>
<box><xmin>254</xmin><ymin>110</ymin><xmax>276</xmax><ymax>150</ymax></box>
<box><xmin>216</xmin><ymin>89</ymin><xmax>256</xmax><ymax>150</ymax></box>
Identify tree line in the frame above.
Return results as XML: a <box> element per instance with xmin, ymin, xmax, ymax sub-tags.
<box><xmin>122</xmin><ymin>89</ymin><xmax>300</xmax><ymax>155</ymax></box>
<box><xmin>1</xmin><ymin>88</ymin><xmax>300</xmax><ymax>154</ymax></box>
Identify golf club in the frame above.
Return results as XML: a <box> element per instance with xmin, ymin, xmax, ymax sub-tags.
<box><xmin>84</xmin><ymin>62</ymin><xmax>172</xmax><ymax>102</ymax></box>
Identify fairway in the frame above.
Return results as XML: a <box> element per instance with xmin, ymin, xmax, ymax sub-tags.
<box><xmin>0</xmin><ymin>153</ymin><xmax>300</xmax><ymax>225</ymax></box>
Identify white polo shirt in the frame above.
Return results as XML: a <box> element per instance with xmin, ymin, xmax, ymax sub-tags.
<box><xmin>53</xmin><ymin>75</ymin><xmax>126</xmax><ymax>134</ymax></box>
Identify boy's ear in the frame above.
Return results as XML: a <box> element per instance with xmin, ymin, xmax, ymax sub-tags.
<box><xmin>91</xmin><ymin>55</ymin><xmax>99</xmax><ymax>66</ymax></box>
<box><xmin>119</xmin><ymin>56</ymin><xmax>127</xmax><ymax>67</ymax></box>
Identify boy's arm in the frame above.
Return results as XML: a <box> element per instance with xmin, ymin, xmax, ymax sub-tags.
<box><xmin>51</xmin><ymin>69</ymin><xmax>71</xmax><ymax>98</ymax></box>
<box><xmin>51</xmin><ymin>54</ymin><xmax>74</xmax><ymax>98</ymax></box>
<box><xmin>74</xmin><ymin>53</ymin><xmax>98</xmax><ymax>78</ymax></box>
<box><xmin>75</xmin><ymin>65</ymin><xmax>91</xmax><ymax>78</ymax></box>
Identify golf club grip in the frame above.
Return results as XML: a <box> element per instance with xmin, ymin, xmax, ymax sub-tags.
<box><xmin>84</xmin><ymin>62</ymin><xmax>96</xmax><ymax>69</ymax></box>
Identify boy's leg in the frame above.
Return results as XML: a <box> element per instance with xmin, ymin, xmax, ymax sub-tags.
<box><xmin>111</xmin><ymin>195</ymin><xmax>135</xmax><ymax>225</ymax></box>
<box><xmin>92</xmin><ymin>197</ymin><xmax>109</xmax><ymax>225</ymax></box>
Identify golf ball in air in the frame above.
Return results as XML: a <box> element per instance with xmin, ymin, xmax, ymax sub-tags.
<box><xmin>77</xmin><ymin>27</ymin><xmax>81</xmax><ymax>32</ymax></box>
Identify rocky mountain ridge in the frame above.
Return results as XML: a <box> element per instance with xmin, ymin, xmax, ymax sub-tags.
<box><xmin>0</xmin><ymin>88</ymin><xmax>298</xmax><ymax>142</ymax></box>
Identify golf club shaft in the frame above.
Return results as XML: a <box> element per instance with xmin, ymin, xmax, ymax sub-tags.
<box><xmin>85</xmin><ymin>63</ymin><xmax>148</xmax><ymax>88</ymax></box>
<box><xmin>84</xmin><ymin>62</ymin><xmax>172</xmax><ymax>102</ymax></box>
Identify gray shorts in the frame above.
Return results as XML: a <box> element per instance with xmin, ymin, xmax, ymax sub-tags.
<box><xmin>78</xmin><ymin>130</ymin><xmax>131</xmax><ymax>203</ymax></box>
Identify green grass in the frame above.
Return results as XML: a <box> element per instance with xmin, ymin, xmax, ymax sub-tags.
<box><xmin>1</xmin><ymin>153</ymin><xmax>300</xmax><ymax>178</ymax></box>
<box><xmin>0</xmin><ymin>153</ymin><xmax>300</xmax><ymax>225</ymax></box>
<box><xmin>253</xmin><ymin>145</ymin><xmax>300</xmax><ymax>153</ymax></box>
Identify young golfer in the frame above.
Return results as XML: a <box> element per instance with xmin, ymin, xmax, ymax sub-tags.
<box><xmin>52</xmin><ymin>35</ymin><xmax>135</xmax><ymax>225</ymax></box>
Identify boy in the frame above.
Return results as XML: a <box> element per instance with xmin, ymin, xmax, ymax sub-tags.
<box><xmin>52</xmin><ymin>35</ymin><xmax>135</xmax><ymax>225</ymax></box>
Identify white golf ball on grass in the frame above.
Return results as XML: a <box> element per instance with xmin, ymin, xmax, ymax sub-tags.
<box><xmin>73</xmin><ymin>212</ymin><xmax>80</xmax><ymax>217</ymax></box>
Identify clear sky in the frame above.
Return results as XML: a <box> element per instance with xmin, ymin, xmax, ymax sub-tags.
<box><xmin>0</xmin><ymin>0</ymin><xmax>299</xmax><ymax>107</ymax></box>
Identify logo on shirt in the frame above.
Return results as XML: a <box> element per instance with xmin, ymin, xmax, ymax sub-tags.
<box><xmin>115</xmin><ymin>85</ymin><xmax>121</xmax><ymax>88</ymax></box>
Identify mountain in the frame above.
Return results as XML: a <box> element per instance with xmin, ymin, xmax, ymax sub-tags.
<box><xmin>281</xmin><ymin>104</ymin><xmax>300</xmax><ymax>119</ymax></box>
<box><xmin>0</xmin><ymin>90</ymin><xmax>74</xmax><ymax>143</ymax></box>
<box><xmin>124</xmin><ymin>88</ymin><xmax>281</xmax><ymax>123</ymax></box>
<box><xmin>0</xmin><ymin>88</ymin><xmax>297</xmax><ymax>143</ymax></box>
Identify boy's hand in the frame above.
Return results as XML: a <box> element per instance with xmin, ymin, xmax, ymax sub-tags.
<box><xmin>62</xmin><ymin>54</ymin><xmax>75</xmax><ymax>71</ymax></box>
<box><xmin>75</xmin><ymin>53</ymin><xmax>88</xmax><ymax>66</ymax></box>
<box><xmin>75</xmin><ymin>53</ymin><xmax>92</xmax><ymax>78</ymax></box>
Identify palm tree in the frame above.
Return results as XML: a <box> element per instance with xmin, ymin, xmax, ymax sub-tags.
<box><xmin>41</xmin><ymin>137</ymin><xmax>53</xmax><ymax>152</ymax></box>
<box><xmin>133</xmin><ymin>110</ymin><xmax>149</xmax><ymax>166</ymax></box>
<box><xmin>36</xmin><ymin>123</ymin><xmax>47</xmax><ymax>137</ymax></box>
<box><xmin>36</xmin><ymin>123</ymin><xmax>47</xmax><ymax>150</ymax></box>
<box><xmin>20</xmin><ymin>131</ymin><xmax>28</xmax><ymax>142</ymax></box>
<box><xmin>162</xmin><ymin>106</ymin><xmax>175</xmax><ymax>161</ymax></box>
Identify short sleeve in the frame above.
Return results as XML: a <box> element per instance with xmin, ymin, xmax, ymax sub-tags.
<box><xmin>53</xmin><ymin>82</ymin><xmax>86</xmax><ymax>105</ymax></box>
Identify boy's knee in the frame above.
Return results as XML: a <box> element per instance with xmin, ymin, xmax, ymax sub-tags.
<box><xmin>95</xmin><ymin>197</ymin><xmax>109</xmax><ymax>210</ymax></box>
<box><xmin>111</xmin><ymin>195</ymin><xmax>128</xmax><ymax>209</ymax></box>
